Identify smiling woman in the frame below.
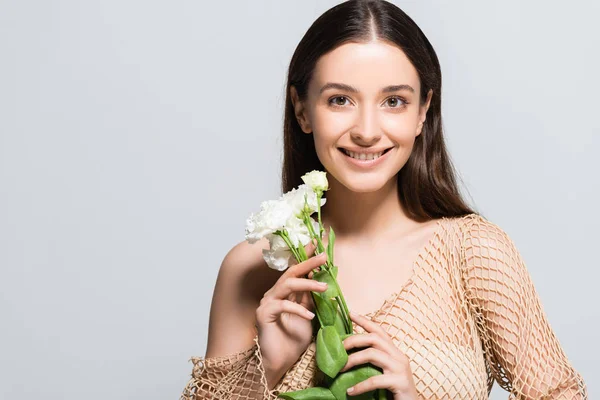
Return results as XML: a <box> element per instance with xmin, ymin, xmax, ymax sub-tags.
<box><xmin>179</xmin><ymin>0</ymin><xmax>587</xmax><ymax>399</ymax></box>
<box><xmin>288</xmin><ymin>38</ymin><xmax>435</xmax><ymax>199</ymax></box>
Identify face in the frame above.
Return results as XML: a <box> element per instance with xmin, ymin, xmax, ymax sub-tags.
<box><xmin>291</xmin><ymin>40</ymin><xmax>432</xmax><ymax>193</ymax></box>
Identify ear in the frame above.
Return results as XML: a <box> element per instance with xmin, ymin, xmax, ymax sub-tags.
<box><xmin>290</xmin><ymin>85</ymin><xmax>312</xmax><ymax>134</ymax></box>
<box><xmin>416</xmin><ymin>89</ymin><xmax>433</xmax><ymax>137</ymax></box>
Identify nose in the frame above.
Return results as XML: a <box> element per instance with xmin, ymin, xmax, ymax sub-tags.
<box><xmin>350</xmin><ymin>105</ymin><xmax>381</xmax><ymax>144</ymax></box>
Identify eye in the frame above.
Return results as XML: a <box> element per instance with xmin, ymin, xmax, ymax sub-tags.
<box><xmin>328</xmin><ymin>96</ymin><xmax>352</xmax><ymax>108</ymax></box>
<box><xmin>384</xmin><ymin>96</ymin><xmax>408</xmax><ymax>109</ymax></box>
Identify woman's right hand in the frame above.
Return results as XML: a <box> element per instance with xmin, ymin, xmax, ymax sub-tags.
<box><xmin>255</xmin><ymin>242</ymin><xmax>329</xmax><ymax>388</ymax></box>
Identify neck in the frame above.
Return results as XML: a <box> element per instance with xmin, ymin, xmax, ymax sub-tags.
<box><xmin>319</xmin><ymin>175</ymin><xmax>417</xmax><ymax>244</ymax></box>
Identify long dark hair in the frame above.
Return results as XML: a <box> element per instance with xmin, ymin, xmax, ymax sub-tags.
<box><xmin>281</xmin><ymin>0</ymin><xmax>479</xmax><ymax>222</ymax></box>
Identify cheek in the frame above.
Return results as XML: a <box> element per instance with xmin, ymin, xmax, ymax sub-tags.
<box><xmin>309</xmin><ymin>108</ymin><xmax>349</xmax><ymax>160</ymax></box>
<box><xmin>312</xmin><ymin>135</ymin><xmax>333</xmax><ymax>165</ymax></box>
<box><xmin>379</xmin><ymin>123</ymin><xmax>419</xmax><ymax>149</ymax></box>
<box><xmin>311</xmin><ymin>106</ymin><xmax>352</xmax><ymax>137</ymax></box>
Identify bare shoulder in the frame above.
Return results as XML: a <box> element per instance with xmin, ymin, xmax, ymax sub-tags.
<box><xmin>219</xmin><ymin>237</ymin><xmax>282</xmax><ymax>300</ymax></box>
<box><xmin>205</xmin><ymin>237</ymin><xmax>281</xmax><ymax>357</ymax></box>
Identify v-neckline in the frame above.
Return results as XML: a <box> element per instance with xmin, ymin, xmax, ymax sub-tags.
<box><xmin>352</xmin><ymin>216</ymin><xmax>448</xmax><ymax>322</ymax></box>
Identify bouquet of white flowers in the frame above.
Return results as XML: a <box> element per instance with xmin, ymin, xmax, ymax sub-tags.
<box><xmin>245</xmin><ymin>171</ymin><xmax>386</xmax><ymax>400</ymax></box>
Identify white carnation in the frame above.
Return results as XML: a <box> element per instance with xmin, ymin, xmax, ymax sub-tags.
<box><xmin>262</xmin><ymin>233</ymin><xmax>294</xmax><ymax>271</ymax></box>
<box><xmin>281</xmin><ymin>184</ymin><xmax>326</xmax><ymax>217</ymax></box>
<box><xmin>245</xmin><ymin>172</ymin><xmax>329</xmax><ymax>270</ymax></box>
<box><xmin>261</xmin><ymin>217</ymin><xmax>319</xmax><ymax>271</ymax></box>
<box><xmin>301</xmin><ymin>170</ymin><xmax>329</xmax><ymax>192</ymax></box>
<box><xmin>245</xmin><ymin>199</ymin><xmax>293</xmax><ymax>244</ymax></box>
<box><xmin>284</xmin><ymin>216</ymin><xmax>317</xmax><ymax>248</ymax></box>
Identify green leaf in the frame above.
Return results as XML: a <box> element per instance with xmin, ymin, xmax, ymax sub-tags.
<box><xmin>327</xmin><ymin>227</ymin><xmax>336</xmax><ymax>265</ymax></box>
<box><xmin>329</xmin><ymin>364</ymin><xmax>383</xmax><ymax>400</ymax></box>
<box><xmin>277</xmin><ymin>386</ymin><xmax>337</xmax><ymax>400</ymax></box>
<box><xmin>312</xmin><ymin>269</ymin><xmax>340</xmax><ymax>298</ymax></box>
<box><xmin>313</xmin><ymin>292</ymin><xmax>337</xmax><ymax>326</ymax></box>
<box><xmin>331</xmin><ymin>265</ymin><xmax>338</xmax><ymax>279</ymax></box>
<box><xmin>316</xmin><ymin>325</ymin><xmax>348</xmax><ymax>379</ymax></box>
<box><xmin>311</xmin><ymin>306</ymin><xmax>321</xmax><ymax>333</ymax></box>
<box><xmin>332</xmin><ymin>299</ymin><xmax>347</xmax><ymax>335</ymax></box>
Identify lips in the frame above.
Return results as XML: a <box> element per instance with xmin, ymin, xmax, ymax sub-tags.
<box><xmin>338</xmin><ymin>147</ymin><xmax>393</xmax><ymax>155</ymax></box>
<box><xmin>338</xmin><ymin>147</ymin><xmax>393</xmax><ymax>158</ymax></box>
<box><xmin>338</xmin><ymin>146</ymin><xmax>394</xmax><ymax>168</ymax></box>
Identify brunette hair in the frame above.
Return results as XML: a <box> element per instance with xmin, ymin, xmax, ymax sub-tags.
<box><xmin>281</xmin><ymin>0</ymin><xmax>478</xmax><ymax>221</ymax></box>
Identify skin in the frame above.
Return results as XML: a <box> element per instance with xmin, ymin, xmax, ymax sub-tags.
<box><xmin>207</xmin><ymin>38</ymin><xmax>583</xmax><ymax>399</ymax></box>
<box><xmin>290</xmin><ymin>39</ymin><xmax>435</xmax><ymax>398</ymax></box>
<box><xmin>205</xmin><ymin>39</ymin><xmax>437</xmax><ymax>397</ymax></box>
<box><xmin>291</xmin><ymin>39</ymin><xmax>433</xmax><ymax>242</ymax></box>
<box><xmin>290</xmin><ymin>39</ymin><xmax>437</xmax><ymax>314</ymax></box>
<box><xmin>343</xmin><ymin>312</ymin><xmax>419</xmax><ymax>398</ymax></box>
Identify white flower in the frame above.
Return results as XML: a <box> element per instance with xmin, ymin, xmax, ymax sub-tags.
<box><xmin>245</xmin><ymin>199</ymin><xmax>294</xmax><ymax>244</ymax></box>
<box><xmin>245</xmin><ymin>174</ymin><xmax>329</xmax><ymax>270</ymax></box>
<box><xmin>260</xmin><ymin>216</ymin><xmax>320</xmax><ymax>271</ymax></box>
<box><xmin>301</xmin><ymin>170</ymin><xmax>329</xmax><ymax>192</ymax></box>
<box><xmin>262</xmin><ymin>233</ymin><xmax>294</xmax><ymax>271</ymax></box>
<box><xmin>285</xmin><ymin>216</ymin><xmax>318</xmax><ymax>248</ymax></box>
<box><xmin>281</xmin><ymin>184</ymin><xmax>326</xmax><ymax>217</ymax></box>
<box><xmin>261</xmin><ymin>216</ymin><xmax>319</xmax><ymax>271</ymax></box>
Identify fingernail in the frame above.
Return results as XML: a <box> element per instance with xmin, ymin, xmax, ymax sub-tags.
<box><xmin>306</xmin><ymin>310</ymin><xmax>315</xmax><ymax>318</ymax></box>
<box><xmin>317</xmin><ymin>281</ymin><xmax>327</xmax><ymax>287</ymax></box>
<box><xmin>347</xmin><ymin>387</ymin><xmax>355</xmax><ymax>393</ymax></box>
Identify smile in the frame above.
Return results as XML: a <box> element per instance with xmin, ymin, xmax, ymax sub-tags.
<box><xmin>340</xmin><ymin>148</ymin><xmax>391</xmax><ymax>160</ymax></box>
<box><xmin>338</xmin><ymin>147</ymin><xmax>394</xmax><ymax>168</ymax></box>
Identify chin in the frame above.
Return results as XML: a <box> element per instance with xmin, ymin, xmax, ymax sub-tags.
<box><xmin>334</xmin><ymin>173</ymin><xmax>393</xmax><ymax>194</ymax></box>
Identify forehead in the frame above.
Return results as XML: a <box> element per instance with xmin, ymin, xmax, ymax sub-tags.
<box><xmin>311</xmin><ymin>40</ymin><xmax>420</xmax><ymax>94</ymax></box>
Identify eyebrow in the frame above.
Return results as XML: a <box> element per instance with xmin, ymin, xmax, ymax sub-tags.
<box><xmin>318</xmin><ymin>82</ymin><xmax>415</xmax><ymax>94</ymax></box>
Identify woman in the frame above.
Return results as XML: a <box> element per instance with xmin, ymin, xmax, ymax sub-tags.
<box><xmin>180</xmin><ymin>0</ymin><xmax>587</xmax><ymax>398</ymax></box>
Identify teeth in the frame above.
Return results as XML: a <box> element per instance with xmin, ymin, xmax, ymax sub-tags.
<box><xmin>343</xmin><ymin>149</ymin><xmax>385</xmax><ymax>161</ymax></box>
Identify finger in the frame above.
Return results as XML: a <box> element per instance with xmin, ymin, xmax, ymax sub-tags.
<box><xmin>288</xmin><ymin>241</ymin><xmax>317</xmax><ymax>268</ymax></box>
<box><xmin>303</xmin><ymin>240</ymin><xmax>317</xmax><ymax>257</ymax></box>
<box><xmin>285</xmin><ymin>252</ymin><xmax>327</xmax><ymax>278</ymax></box>
<box><xmin>349</xmin><ymin>311</ymin><xmax>389</xmax><ymax>338</ymax></box>
<box><xmin>270</xmin><ymin>276</ymin><xmax>328</xmax><ymax>300</ymax></box>
<box><xmin>346</xmin><ymin>374</ymin><xmax>394</xmax><ymax>397</ymax></box>
<box><xmin>343</xmin><ymin>332</ymin><xmax>397</xmax><ymax>356</ymax></box>
<box><xmin>260</xmin><ymin>298</ymin><xmax>316</xmax><ymax>322</ymax></box>
<box><xmin>299</xmin><ymin>289</ymin><xmax>316</xmax><ymax>312</ymax></box>
<box><xmin>339</xmin><ymin>347</ymin><xmax>396</xmax><ymax>373</ymax></box>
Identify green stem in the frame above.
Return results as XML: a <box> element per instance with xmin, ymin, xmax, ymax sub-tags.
<box><xmin>329</xmin><ymin>277</ymin><xmax>352</xmax><ymax>334</ymax></box>
<box><xmin>277</xmin><ymin>231</ymin><xmax>302</xmax><ymax>262</ymax></box>
<box><xmin>310</xmin><ymin>292</ymin><xmax>325</xmax><ymax>328</ymax></box>
<box><xmin>303</xmin><ymin>192</ymin><xmax>350</xmax><ymax>332</ymax></box>
<box><xmin>317</xmin><ymin>192</ymin><xmax>324</xmax><ymax>240</ymax></box>
<box><xmin>303</xmin><ymin>214</ymin><xmax>327</xmax><ymax>262</ymax></box>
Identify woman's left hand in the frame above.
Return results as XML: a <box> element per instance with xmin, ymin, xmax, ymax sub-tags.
<box><xmin>340</xmin><ymin>311</ymin><xmax>419</xmax><ymax>400</ymax></box>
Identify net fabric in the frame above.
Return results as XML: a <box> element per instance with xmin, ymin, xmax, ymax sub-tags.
<box><xmin>179</xmin><ymin>334</ymin><xmax>322</xmax><ymax>399</ymax></box>
<box><xmin>461</xmin><ymin>214</ymin><xmax>587</xmax><ymax>398</ymax></box>
<box><xmin>179</xmin><ymin>213</ymin><xmax>587</xmax><ymax>399</ymax></box>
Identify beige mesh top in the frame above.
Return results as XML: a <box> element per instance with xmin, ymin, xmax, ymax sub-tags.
<box><xmin>179</xmin><ymin>213</ymin><xmax>587</xmax><ymax>399</ymax></box>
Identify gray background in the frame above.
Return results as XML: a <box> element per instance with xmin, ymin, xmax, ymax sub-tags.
<box><xmin>0</xmin><ymin>1</ymin><xmax>597</xmax><ymax>398</ymax></box>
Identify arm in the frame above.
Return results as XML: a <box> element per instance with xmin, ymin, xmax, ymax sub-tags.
<box><xmin>179</xmin><ymin>335</ymin><xmax>276</xmax><ymax>400</ymax></box>
<box><xmin>179</xmin><ymin>240</ymin><xmax>277</xmax><ymax>400</ymax></box>
<box><xmin>179</xmin><ymin>240</ymin><xmax>320</xmax><ymax>399</ymax></box>
<box><xmin>179</xmin><ymin>336</ymin><xmax>321</xmax><ymax>400</ymax></box>
<box><xmin>460</xmin><ymin>215</ymin><xmax>587</xmax><ymax>399</ymax></box>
